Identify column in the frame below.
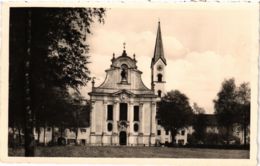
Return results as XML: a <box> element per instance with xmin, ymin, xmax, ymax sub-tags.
<box><xmin>113</xmin><ymin>101</ymin><xmax>119</xmax><ymax>133</ymax></box>
<box><xmin>90</xmin><ymin>101</ymin><xmax>96</xmax><ymax>144</ymax></box>
<box><xmin>90</xmin><ymin>101</ymin><xmax>95</xmax><ymax>133</ymax></box>
<box><xmin>140</xmin><ymin>103</ymin><xmax>145</xmax><ymax>134</ymax></box>
<box><xmin>151</xmin><ymin>102</ymin><xmax>157</xmax><ymax>135</ymax></box>
<box><xmin>139</xmin><ymin>102</ymin><xmax>144</xmax><ymax>145</ymax></box>
<box><xmin>102</xmin><ymin>101</ymin><xmax>107</xmax><ymax>145</ymax></box>
<box><xmin>150</xmin><ymin>102</ymin><xmax>156</xmax><ymax>145</ymax></box>
<box><xmin>112</xmin><ymin>101</ymin><xmax>119</xmax><ymax>145</ymax></box>
<box><xmin>102</xmin><ymin>102</ymin><xmax>107</xmax><ymax>133</ymax></box>
<box><xmin>128</xmin><ymin>102</ymin><xmax>133</xmax><ymax>145</ymax></box>
<box><xmin>128</xmin><ymin>102</ymin><xmax>133</xmax><ymax>132</ymax></box>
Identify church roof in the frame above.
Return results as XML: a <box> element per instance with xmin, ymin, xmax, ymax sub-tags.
<box><xmin>111</xmin><ymin>49</ymin><xmax>137</xmax><ymax>69</ymax></box>
<box><xmin>151</xmin><ymin>21</ymin><xmax>167</xmax><ymax>67</ymax></box>
<box><xmin>89</xmin><ymin>48</ymin><xmax>156</xmax><ymax>98</ymax></box>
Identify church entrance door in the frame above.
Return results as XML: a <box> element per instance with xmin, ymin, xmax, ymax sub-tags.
<box><xmin>119</xmin><ymin>131</ymin><xmax>127</xmax><ymax>145</ymax></box>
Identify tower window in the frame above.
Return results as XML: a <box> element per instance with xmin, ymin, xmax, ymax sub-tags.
<box><xmin>107</xmin><ymin>105</ymin><xmax>113</xmax><ymax>120</ymax></box>
<box><xmin>158</xmin><ymin>90</ymin><xmax>162</xmax><ymax>97</ymax></box>
<box><xmin>157</xmin><ymin>74</ymin><xmax>163</xmax><ymax>82</ymax></box>
<box><xmin>134</xmin><ymin>106</ymin><xmax>139</xmax><ymax>121</ymax></box>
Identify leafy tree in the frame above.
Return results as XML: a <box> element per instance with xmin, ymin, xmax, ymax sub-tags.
<box><xmin>192</xmin><ymin>103</ymin><xmax>206</xmax><ymax>144</ymax></box>
<box><xmin>214</xmin><ymin>78</ymin><xmax>237</xmax><ymax>145</ymax></box>
<box><xmin>157</xmin><ymin>90</ymin><xmax>193</xmax><ymax>145</ymax></box>
<box><xmin>193</xmin><ymin>103</ymin><xmax>205</xmax><ymax>114</ymax></box>
<box><xmin>9</xmin><ymin>8</ymin><xmax>106</xmax><ymax>156</ymax></box>
<box><xmin>235</xmin><ymin>83</ymin><xmax>250</xmax><ymax>145</ymax></box>
<box><xmin>66</xmin><ymin>91</ymin><xmax>90</xmax><ymax>145</ymax></box>
<box><xmin>214</xmin><ymin>78</ymin><xmax>250</xmax><ymax>145</ymax></box>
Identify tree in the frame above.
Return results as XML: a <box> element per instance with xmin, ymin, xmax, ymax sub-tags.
<box><xmin>192</xmin><ymin>103</ymin><xmax>206</xmax><ymax>144</ymax></box>
<box><xmin>67</xmin><ymin>91</ymin><xmax>88</xmax><ymax>145</ymax></box>
<box><xmin>214</xmin><ymin>79</ymin><xmax>250</xmax><ymax>145</ymax></box>
<box><xmin>9</xmin><ymin>8</ymin><xmax>106</xmax><ymax>156</ymax></box>
<box><xmin>235</xmin><ymin>83</ymin><xmax>250</xmax><ymax>145</ymax></box>
<box><xmin>193</xmin><ymin>103</ymin><xmax>205</xmax><ymax>114</ymax></box>
<box><xmin>214</xmin><ymin>78</ymin><xmax>237</xmax><ymax>145</ymax></box>
<box><xmin>157</xmin><ymin>90</ymin><xmax>193</xmax><ymax>145</ymax></box>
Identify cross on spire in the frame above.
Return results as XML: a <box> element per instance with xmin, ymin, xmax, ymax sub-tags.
<box><xmin>123</xmin><ymin>42</ymin><xmax>126</xmax><ymax>50</ymax></box>
<box><xmin>122</xmin><ymin>42</ymin><xmax>127</xmax><ymax>56</ymax></box>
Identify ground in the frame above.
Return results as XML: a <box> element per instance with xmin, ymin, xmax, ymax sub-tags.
<box><xmin>9</xmin><ymin>146</ymin><xmax>249</xmax><ymax>158</ymax></box>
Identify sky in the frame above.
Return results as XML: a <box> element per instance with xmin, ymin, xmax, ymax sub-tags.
<box><xmin>80</xmin><ymin>5</ymin><xmax>258</xmax><ymax>114</ymax></box>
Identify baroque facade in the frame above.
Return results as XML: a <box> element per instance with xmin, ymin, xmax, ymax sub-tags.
<box><xmin>88</xmin><ymin>48</ymin><xmax>158</xmax><ymax>146</ymax></box>
<box><xmin>89</xmin><ymin>22</ymin><xmax>166</xmax><ymax>146</ymax></box>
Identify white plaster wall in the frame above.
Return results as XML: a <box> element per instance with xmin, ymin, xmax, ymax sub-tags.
<box><xmin>143</xmin><ymin>102</ymin><xmax>151</xmax><ymax>134</ymax></box>
<box><xmin>94</xmin><ymin>101</ymin><xmax>104</xmax><ymax>134</ymax></box>
<box><xmin>152</xmin><ymin>59</ymin><xmax>166</xmax><ymax>94</ymax></box>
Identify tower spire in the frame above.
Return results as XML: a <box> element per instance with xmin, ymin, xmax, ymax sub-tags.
<box><xmin>151</xmin><ymin>21</ymin><xmax>166</xmax><ymax>67</ymax></box>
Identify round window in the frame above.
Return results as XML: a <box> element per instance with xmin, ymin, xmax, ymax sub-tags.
<box><xmin>107</xmin><ymin>123</ymin><xmax>113</xmax><ymax>132</ymax></box>
<box><xmin>134</xmin><ymin>123</ymin><xmax>139</xmax><ymax>132</ymax></box>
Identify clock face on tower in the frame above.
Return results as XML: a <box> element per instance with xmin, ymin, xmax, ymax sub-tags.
<box><xmin>157</xmin><ymin>65</ymin><xmax>163</xmax><ymax>71</ymax></box>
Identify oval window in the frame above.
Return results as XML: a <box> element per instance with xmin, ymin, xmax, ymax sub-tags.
<box><xmin>107</xmin><ymin>123</ymin><xmax>113</xmax><ymax>132</ymax></box>
<box><xmin>134</xmin><ymin>123</ymin><xmax>139</xmax><ymax>132</ymax></box>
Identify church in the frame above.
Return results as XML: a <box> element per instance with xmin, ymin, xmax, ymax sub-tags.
<box><xmin>88</xmin><ymin>22</ymin><xmax>176</xmax><ymax>146</ymax></box>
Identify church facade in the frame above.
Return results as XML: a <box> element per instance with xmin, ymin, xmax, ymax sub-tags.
<box><xmin>89</xmin><ymin>22</ymin><xmax>169</xmax><ymax>146</ymax></box>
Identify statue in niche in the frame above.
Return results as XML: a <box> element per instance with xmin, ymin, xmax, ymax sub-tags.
<box><xmin>121</xmin><ymin>64</ymin><xmax>128</xmax><ymax>82</ymax></box>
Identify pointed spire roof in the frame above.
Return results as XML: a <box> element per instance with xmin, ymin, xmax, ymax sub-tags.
<box><xmin>151</xmin><ymin>21</ymin><xmax>167</xmax><ymax>67</ymax></box>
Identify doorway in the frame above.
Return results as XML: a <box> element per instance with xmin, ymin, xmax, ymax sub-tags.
<box><xmin>119</xmin><ymin>131</ymin><xmax>127</xmax><ymax>145</ymax></box>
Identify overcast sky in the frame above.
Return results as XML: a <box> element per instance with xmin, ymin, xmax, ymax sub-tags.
<box><xmin>80</xmin><ymin>5</ymin><xmax>258</xmax><ymax>114</ymax></box>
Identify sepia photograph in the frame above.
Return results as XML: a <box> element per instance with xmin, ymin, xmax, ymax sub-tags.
<box><xmin>0</xmin><ymin>2</ymin><xmax>258</xmax><ymax>165</ymax></box>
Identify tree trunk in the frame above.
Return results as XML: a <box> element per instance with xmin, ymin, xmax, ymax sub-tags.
<box><xmin>60</xmin><ymin>126</ymin><xmax>63</xmax><ymax>138</ymax></box>
<box><xmin>11</xmin><ymin>125</ymin><xmax>16</xmax><ymax>148</ymax></box>
<box><xmin>37</xmin><ymin>127</ymin><xmax>40</xmax><ymax>145</ymax></box>
<box><xmin>75</xmin><ymin>112</ymin><xmax>79</xmax><ymax>145</ymax></box>
<box><xmin>24</xmin><ymin>9</ymin><xmax>35</xmax><ymax>156</ymax></box>
<box><xmin>226</xmin><ymin>126</ymin><xmax>230</xmax><ymax>145</ymax></box>
<box><xmin>51</xmin><ymin>125</ymin><xmax>55</xmax><ymax>145</ymax></box>
<box><xmin>170</xmin><ymin>128</ymin><xmax>177</xmax><ymax>145</ymax></box>
<box><xmin>18</xmin><ymin>125</ymin><xmax>22</xmax><ymax>146</ymax></box>
<box><xmin>75</xmin><ymin>128</ymin><xmax>78</xmax><ymax>145</ymax></box>
<box><xmin>243</xmin><ymin>124</ymin><xmax>247</xmax><ymax>145</ymax></box>
<box><xmin>43</xmin><ymin>124</ymin><xmax>46</xmax><ymax>146</ymax></box>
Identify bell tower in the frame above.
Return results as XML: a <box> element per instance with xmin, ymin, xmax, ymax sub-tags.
<box><xmin>151</xmin><ymin>21</ymin><xmax>167</xmax><ymax>97</ymax></box>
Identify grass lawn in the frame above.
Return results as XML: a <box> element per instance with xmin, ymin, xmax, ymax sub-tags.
<box><xmin>9</xmin><ymin>146</ymin><xmax>249</xmax><ymax>158</ymax></box>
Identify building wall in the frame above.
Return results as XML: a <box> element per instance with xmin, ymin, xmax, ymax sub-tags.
<box><xmin>65</xmin><ymin>128</ymin><xmax>90</xmax><ymax>144</ymax></box>
<box><xmin>156</xmin><ymin>125</ymin><xmax>192</xmax><ymax>145</ymax></box>
<box><xmin>90</xmin><ymin>95</ymin><xmax>157</xmax><ymax>146</ymax></box>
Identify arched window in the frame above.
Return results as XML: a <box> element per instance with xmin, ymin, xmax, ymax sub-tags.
<box><xmin>107</xmin><ymin>123</ymin><xmax>113</xmax><ymax>132</ymax></box>
<box><xmin>157</xmin><ymin>74</ymin><xmax>163</xmax><ymax>82</ymax></box>
<box><xmin>158</xmin><ymin>90</ymin><xmax>162</xmax><ymax>97</ymax></box>
<box><xmin>121</xmin><ymin>64</ymin><xmax>128</xmax><ymax>82</ymax></box>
